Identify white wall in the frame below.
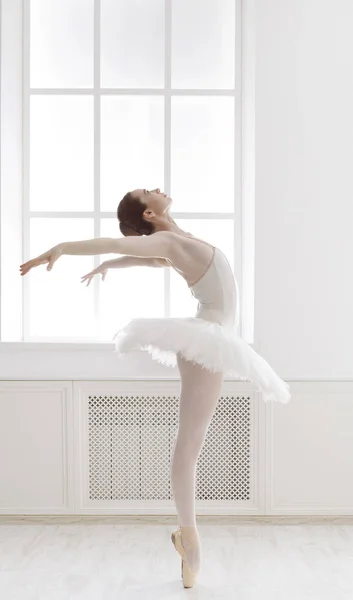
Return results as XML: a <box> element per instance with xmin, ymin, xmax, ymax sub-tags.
<box><xmin>254</xmin><ymin>0</ymin><xmax>353</xmax><ymax>380</ymax></box>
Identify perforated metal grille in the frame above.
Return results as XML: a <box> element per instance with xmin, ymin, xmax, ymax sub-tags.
<box><xmin>88</xmin><ymin>394</ymin><xmax>252</xmax><ymax>502</ymax></box>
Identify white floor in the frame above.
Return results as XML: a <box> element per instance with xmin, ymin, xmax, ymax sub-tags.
<box><xmin>0</xmin><ymin>518</ymin><xmax>353</xmax><ymax>599</ymax></box>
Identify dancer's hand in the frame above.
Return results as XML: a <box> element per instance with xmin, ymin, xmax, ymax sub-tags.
<box><xmin>19</xmin><ymin>244</ymin><xmax>63</xmax><ymax>276</ymax></box>
<box><xmin>81</xmin><ymin>263</ymin><xmax>108</xmax><ymax>287</ymax></box>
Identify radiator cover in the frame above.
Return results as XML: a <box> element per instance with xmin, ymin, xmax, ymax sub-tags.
<box><xmin>87</xmin><ymin>392</ymin><xmax>253</xmax><ymax>503</ymax></box>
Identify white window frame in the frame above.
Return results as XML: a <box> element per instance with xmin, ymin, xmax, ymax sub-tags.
<box><xmin>1</xmin><ymin>0</ymin><xmax>255</xmax><ymax>355</ymax></box>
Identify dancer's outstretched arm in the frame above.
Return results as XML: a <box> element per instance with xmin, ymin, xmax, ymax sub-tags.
<box><xmin>80</xmin><ymin>256</ymin><xmax>169</xmax><ymax>287</ymax></box>
<box><xmin>19</xmin><ymin>232</ymin><xmax>173</xmax><ymax>276</ymax></box>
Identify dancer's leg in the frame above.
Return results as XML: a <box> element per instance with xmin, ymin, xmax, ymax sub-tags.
<box><xmin>170</xmin><ymin>353</ymin><xmax>224</xmax><ymax>571</ymax></box>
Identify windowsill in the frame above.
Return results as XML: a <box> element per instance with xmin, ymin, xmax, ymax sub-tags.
<box><xmin>0</xmin><ymin>339</ymin><xmax>256</xmax><ymax>351</ymax></box>
<box><xmin>0</xmin><ymin>341</ymin><xmax>115</xmax><ymax>351</ymax></box>
<box><xmin>0</xmin><ymin>339</ymin><xmax>257</xmax><ymax>380</ymax></box>
<box><xmin>0</xmin><ymin>340</ymin><xmax>180</xmax><ymax>380</ymax></box>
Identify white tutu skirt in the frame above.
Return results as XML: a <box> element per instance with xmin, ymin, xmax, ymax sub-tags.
<box><xmin>113</xmin><ymin>317</ymin><xmax>291</xmax><ymax>404</ymax></box>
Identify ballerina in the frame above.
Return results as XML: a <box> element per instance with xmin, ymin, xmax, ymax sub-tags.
<box><xmin>20</xmin><ymin>187</ymin><xmax>290</xmax><ymax>588</ymax></box>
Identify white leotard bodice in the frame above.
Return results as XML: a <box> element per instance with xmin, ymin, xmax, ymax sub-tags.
<box><xmin>187</xmin><ymin>243</ymin><xmax>240</xmax><ymax>329</ymax></box>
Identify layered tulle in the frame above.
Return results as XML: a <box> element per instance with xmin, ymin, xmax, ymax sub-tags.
<box><xmin>113</xmin><ymin>317</ymin><xmax>291</xmax><ymax>404</ymax></box>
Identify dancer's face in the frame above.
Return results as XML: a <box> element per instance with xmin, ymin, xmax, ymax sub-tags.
<box><xmin>131</xmin><ymin>188</ymin><xmax>173</xmax><ymax>218</ymax></box>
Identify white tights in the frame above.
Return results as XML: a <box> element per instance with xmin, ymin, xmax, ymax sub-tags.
<box><xmin>170</xmin><ymin>353</ymin><xmax>224</xmax><ymax>572</ymax></box>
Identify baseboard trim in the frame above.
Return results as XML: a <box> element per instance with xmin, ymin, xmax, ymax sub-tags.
<box><xmin>1</xmin><ymin>515</ymin><xmax>353</xmax><ymax>525</ymax></box>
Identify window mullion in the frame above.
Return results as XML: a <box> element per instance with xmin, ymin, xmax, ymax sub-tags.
<box><xmin>164</xmin><ymin>0</ymin><xmax>172</xmax><ymax>318</ymax></box>
<box><xmin>23</xmin><ymin>0</ymin><xmax>30</xmax><ymax>341</ymax></box>
<box><xmin>27</xmin><ymin>211</ymin><xmax>235</xmax><ymax>219</ymax></box>
<box><xmin>234</xmin><ymin>0</ymin><xmax>243</xmax><ymax>335</ymax></box>
<box><xmin>93</xmin><ymin>0</ymin><xmax>101</xmax><ymax>337</ymax></box>
<box><xmin>29</xmin><ymin>88</ymin><xmax>238</xmax><ymax>97</ymax></box>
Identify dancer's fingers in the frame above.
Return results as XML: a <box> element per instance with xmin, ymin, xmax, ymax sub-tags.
<box><xmin>81</xmin><ymin>269</ymin><xmax>105</xmax><ymax>285</ymax></box>
<box><xmin>20</xmin><ymin>256</ymin><xmax>47</xmax><ymax>275</ymax></box>
<box><xmin>81</xmin><ymin>272</ymin><xmax>93</xmax><ymax>282</ymax></box>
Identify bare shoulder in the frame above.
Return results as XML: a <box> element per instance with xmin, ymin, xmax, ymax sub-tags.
<box><xmin>151</xmin><ymin>230</ymin><xmax>189</xmax><ymax>257</ymax></box>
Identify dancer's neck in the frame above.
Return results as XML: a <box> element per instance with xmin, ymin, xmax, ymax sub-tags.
<box><xmin>153</xmin><ymin>213</ymin><xmax>190</xmax><ymax>237</ymax></box>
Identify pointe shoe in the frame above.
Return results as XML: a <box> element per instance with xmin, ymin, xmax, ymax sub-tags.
<box><xmin>171</xmin><ymin>527</ymin><xmax>199</xmax><ymax>588</ymax></box>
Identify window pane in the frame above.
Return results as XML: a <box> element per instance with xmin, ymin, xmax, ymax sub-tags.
<box><xmin>172</xmin><ymin>0</ymin><xmax>235</xmax><ymax>89</ymax></box>
<box><xmin>30</xmin><ymin>0</ymin><xmax>93</xmax><ymax>88</ymax></box>
<box><xmin>101</xmin><ymin>0</ymin><xmax>165</xmax><ymax>88</ymax></box>
<box><xmin>97</xmin><ymin>220</ymin><xmax>165</xmax><ymax>340</ymax></box>
<box><xmin>171</xmin><ymin>97</ymin><xmax>234</xmax><ymax>212</ymax></box>
<box><xmin>101</xmin><ymin>97</ymin><xmax>164</xmax><ymax>211</ymax></box>
<box><xmin>170</xmin><ymin>219</ymin><xmax>234</xmax><ymax>317</ymax></box>
<box><xmin>30</xmin><ymin>96</ymin><xmax>93</xmax><ymax>211</ymax></box>
<box><xmin>28</xmin><ymin>219</ymin><xmax>95</xmax><ymax>339</ymax></box>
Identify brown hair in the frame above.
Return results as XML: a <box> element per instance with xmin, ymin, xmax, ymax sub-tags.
<box><xmin>117</xmin><ymin>192</ymin><xmax>155</xmax><ymax>237</ymax></box>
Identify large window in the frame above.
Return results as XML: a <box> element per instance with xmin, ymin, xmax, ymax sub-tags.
<box><xmin>21</xmin><ymin>0</ymin><xmax>241</xmax><ymax>342</ymax></box>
